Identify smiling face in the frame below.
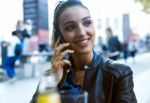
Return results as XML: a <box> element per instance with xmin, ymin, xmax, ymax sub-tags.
<box><xmin>58</xmin><ymin>6</ymin><xmax>95</xmax><ymax>55</ymax></box>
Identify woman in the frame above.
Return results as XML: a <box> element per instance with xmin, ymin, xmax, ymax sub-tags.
<box><xmin>31</xmin><ymin>1</ymin><xmax>137</xmax><ymax>103</ymax></box>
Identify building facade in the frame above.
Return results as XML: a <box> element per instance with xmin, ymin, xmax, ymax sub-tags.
<box><xmin>23</xmin><ymin>0</ymin><xmax>49</xmax><ymax>51</ymax></box>
<box><xmin>23</xmin><ymin>0</ymin><xmax>49</xmax><ymax>41</ymax></box>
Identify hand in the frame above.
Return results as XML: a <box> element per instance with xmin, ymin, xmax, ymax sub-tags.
<box><xmin>51</xmin><ymin>39</ymin><xmax>74</xmax><ymax>82</ymax></box>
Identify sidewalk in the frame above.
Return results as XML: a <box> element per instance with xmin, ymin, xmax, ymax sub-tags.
<box><xmin>117</xmin><ymin>52</ymin><xmax>150</xmax><ymax>103</ymax></box>
<box><xmin>0</xmin><ymin>78</ymin><xmax>40</xmax><ymax>103</ymax></box>
<box><xmin>0</xmin><ymin>52</ymin><xmax>150</xmax><ymax>103</ymax></box>
<box><xmin>134</xmin><ymin>68</ymin><xmax>150</xmax><ymax>103</ymax></box>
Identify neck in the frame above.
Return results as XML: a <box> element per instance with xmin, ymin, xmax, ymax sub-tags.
<box><xmin>72</xmin><ymin>51</ymin><xmax>93</xmax><ymax>71</ymax></box>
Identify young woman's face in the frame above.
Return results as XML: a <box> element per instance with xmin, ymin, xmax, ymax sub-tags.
<box><xmin>59</xmin><ymin>6</ymin><xmax>95</xmax><ymax>55</ymax></box>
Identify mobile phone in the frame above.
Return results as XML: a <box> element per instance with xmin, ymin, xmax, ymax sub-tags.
<box><xmin>58</xmin><ymin>34</ymin><xmax>73</xmax><ymax>72</ymax></box>
<box><xmin>58</xmin><ymin>34</ymin><xmax>70</xmax><ymax>60</ymax></box>
<box><xmin>59</xmin><ymin>33</ymin><xmax>65</xmax><ymax>44</ymax></box>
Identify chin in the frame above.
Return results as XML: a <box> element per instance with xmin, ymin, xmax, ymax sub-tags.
<box><xmin>75</xmin><ymin>47</ymin><xmax>92</xmax><ymax>55</ymax></box>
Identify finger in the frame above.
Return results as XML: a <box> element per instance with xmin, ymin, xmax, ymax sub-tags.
<box><xmin>54</xmin><ymin>43</ymin><xmax>70</xmax><ymax>55</ymax></box>
<box><xmin>57</xmin><ymin>43</ymin><xmax>70</xmax><ymax>52</ymax></box>
<box><xmin>52</xmin><ymin>59</ymin><xmax>71</xmax><ymax>71</ymax></box>
<box><xmin>61</xmin><ymin>49</ymin><xmax>74</xmax><ymax>57</ymax></box>
<box><xmin>63</xmin><ymin>59</ymin><xmax>72</xmax><ymax>66</ymax></box>
<box><xmin>54</xmin><ymin>38</ymin><xmax>61</xmax><ymax>56</ymax></box>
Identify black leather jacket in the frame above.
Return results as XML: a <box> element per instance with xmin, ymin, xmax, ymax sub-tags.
<box><xmin>30</xmin><ymin>52</ymin><xmax>137</xmax><ymax>103</ymax></box>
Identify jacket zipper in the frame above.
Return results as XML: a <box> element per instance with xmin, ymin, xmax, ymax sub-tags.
<box><xmin>80</xmin><ymin>67</ymin><xmax>88</xmax><ymax>91</ymax></box>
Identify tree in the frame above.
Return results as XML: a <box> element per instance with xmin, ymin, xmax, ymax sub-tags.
<box><xmin>135</xmin><ymin>0</ymin><xmax>150</xmax><ymax>13</ymax></box>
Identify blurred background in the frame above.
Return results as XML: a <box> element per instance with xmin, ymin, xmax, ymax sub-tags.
<box><xmin>0</xmin><ymin>0</ymin><xmax>150</xmax><ymax>103</ymax></box>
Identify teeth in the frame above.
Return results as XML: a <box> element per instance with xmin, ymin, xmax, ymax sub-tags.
<box><xmin>78</xmin><ymin>39</ymin><xmax>88</xmax><ymax>44</ymax></box>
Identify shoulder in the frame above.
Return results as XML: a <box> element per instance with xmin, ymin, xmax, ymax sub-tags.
<box><xmin>100</xmin><ymin>58</ymin><xmax>132</xmax><ymax>78</ymax></box>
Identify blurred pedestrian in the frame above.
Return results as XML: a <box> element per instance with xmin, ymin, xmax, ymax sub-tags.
<box><xmin>3</xmin><ymin>31</ymin><xmax>22</xmax><ymax>82</ymax></box>
<box><xmin>128</xmin><ymin>39</ymin><xmax>138</xmax><ymax>63</ymax></box>
<box><xmin>16</xmin><ymin>20</ymin><xmax>24</xmax><ymax>32</ymax></box>
<box><xmin>23</xmin><ymin>19</ymin><xmax>32</xmax><ymax>37</ymax></box>
<box><xmin>106</xmin><ymin>27</ymin><xmax>122</xmax><ymax>60</ymax></box>
<box><xmin>122</xmin><ymin>41</ymin><xmax>129</xmax><ymax>63</ymax></box>
<box><xmin>97</xmin><ymin>36</ymin><xmax>108</xmax><ymax>56</ymax></box>
<box><xmin>15</xmin><ymin>20</ymin><xmax>32</xmax><ymax>54</ymax></box>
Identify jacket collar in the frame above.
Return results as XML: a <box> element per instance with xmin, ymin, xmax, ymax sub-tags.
<box><xmin>86</xmin><ymin>51</ymin><xmax>102</xmax><ymax>70</ymax></box>
<box><xmin>73</xmin><ymin>51</ymin><xmax>103</xmax><ymax>71</ymax></box>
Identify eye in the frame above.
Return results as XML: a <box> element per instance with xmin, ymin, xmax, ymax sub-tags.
<box><xmin>83</xmin><ymin>20</ymin><xmax>92</xmax><ymax>27</ymax></box>
<box><xmin>65</xmin><ymin>24</ymin><xmax>76</xmax><ymax>31</ymax></box>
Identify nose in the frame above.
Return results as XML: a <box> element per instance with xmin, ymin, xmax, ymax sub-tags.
<box><xmin>76</xmin><ymin>24</ymin><xmax>86</xmax><ymax>37</ymax></box>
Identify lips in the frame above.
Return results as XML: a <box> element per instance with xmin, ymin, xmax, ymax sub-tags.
<box><xmin>75</xmin><ymin>38</ymin><xmax>89</xmax><ymax>47</ymax></box>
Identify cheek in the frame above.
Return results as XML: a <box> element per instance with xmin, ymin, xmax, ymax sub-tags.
<box><xmin>90</xmin><ymin>29</ymin><xmax>95</xmax><ymax>43</ymax></box>
<box><xmin>93</xmin><ymin>33</ymin><xmax>95</xmax><ymax>42</ymax></box>
<box><xmin>59</xmin><ymin>27</ymin><xmax>74</xmax><ymax>42</ymax></box>
<box><xmin>63</xmin><ymin>33</ymin><xmax>74</xmax><ymax>43</ymax></box>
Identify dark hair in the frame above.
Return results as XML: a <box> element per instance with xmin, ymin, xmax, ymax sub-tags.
<box><xmin>51</xmin><ymin>0</ymin><xmax>88</xmax><ymax>48</ymax></box>
<box><xmin>106</xmin><ymin>27</ymin><xmax>112</xmax><ymax>33</ymax></box>
<box><xmin>12</xmin><ymin>31</ymin><xmax>17</xmax><ymax>36</ymax></box>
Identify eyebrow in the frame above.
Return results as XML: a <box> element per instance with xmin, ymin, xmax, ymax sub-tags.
<box><xmin>63</xmin><ymin>16</ymin><xmax>91</xmax><ymax>26</ymax></box>
<box><xmin>82</xmin><ymin>16</ymin><xmax>91</xmax><ymax>21</ymax></box>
